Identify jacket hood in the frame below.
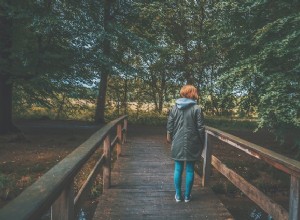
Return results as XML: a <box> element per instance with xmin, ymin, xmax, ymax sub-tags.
<box><xmin>176</xmin><ymin>98</ymin><xmax>196</xmax><ymax>109</ymax></box>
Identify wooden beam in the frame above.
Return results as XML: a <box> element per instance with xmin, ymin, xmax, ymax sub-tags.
<box><xmin>51</xmin><ymin>182</ymin><xmax>74</xmax><ymax>220</ymax></box>
<box><xmin>110</xmin><ymin>136</ymin><xmax>119</xmax><ymax>151</ymax></box>
<box><xmin>211</xmin><ymin>155</ymin><xmax>288</xmax><ymax>220</ymax></box>
<box><xmin>103</xmin><ymin>135</ymin><xmax>111</xmax><ymax>190</ymax></box>
<box><xmin>0</xmin><ymin>115</ymin><xmax>128</xmax><ymax>220</ymax></box>
<box><xmin>206</xmin><ymin>126</ymin><xmax>300</xmax><ymax>178</ymax></box>
<box><xmin>123</xmin><ymin>119</ymin><xmax>128</xmax><ymax>144</ymax></box>
<box><xmin>202</xmin><ymin>132</ymin><xmax>212</xmax><ymax>187</ymax></box>
<box><xmin>74</xmin><ymin>154</ymin><xmax>105</xmax><ymax>210</ymax></box>
<box><xmin>117</xmin><ymin>123</ymin><xmax>122</xmax><ymax>158</ymax></box>
<box><xmin>289</xmin><ymin>175</ymin><xmax>300</xmax><ymax>220</ymax></box>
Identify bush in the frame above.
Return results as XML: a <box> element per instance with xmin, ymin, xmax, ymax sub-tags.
<box><xmin>0</xmin><ymin>173</ymin><xmax>11</xmax><ymax>199</ymax></box>
<box><xmin>205</xmin><ymin>116</ymin><xmax>257</xmax><ymax>131</ymax></box>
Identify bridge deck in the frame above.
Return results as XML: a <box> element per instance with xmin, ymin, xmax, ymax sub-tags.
<box><xmin>93</xmin><ymin>125</ymin><xmax>233</xmax><ymax>220</ymax></box>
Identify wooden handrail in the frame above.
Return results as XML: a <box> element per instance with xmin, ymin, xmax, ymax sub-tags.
<box><xmin>202</xmin><ymin>126</ymin><xmax>300</xmax><ymax>220</ymax></box>
<box><xmin>0</xmin><ymin>115</ymin><xmax>128</xmax><ymax>220</ymax></box>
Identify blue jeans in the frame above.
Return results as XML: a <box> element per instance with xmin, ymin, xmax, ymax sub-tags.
<box><xmin>174</xmin><ymin>161</ymin><xmax>195</xmax><ymax>198</ymax></box>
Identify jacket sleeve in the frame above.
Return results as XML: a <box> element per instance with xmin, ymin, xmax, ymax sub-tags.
<box><xmin>196</xmin><ymin>107</ymin><xmax>205</xmax><ymax>146</ymax></box>
<box><xmin>167</xmin><ymin>107</ymin><xmax>174</xmax><ymax>137</ymax></box>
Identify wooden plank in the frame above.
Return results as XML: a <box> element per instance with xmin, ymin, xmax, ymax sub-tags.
<box><xmin>117</xmin><ymin>123</ymin><xmax>122</xmax><ymax>158</ymax></box>
<box><xmin>51</xmin><ymin>182</ymin><xmax>74</xmax><ymax>220</ymax></box>
<box><xmin>122</xmin><ymin>119</ymin><xmax>128</xmax><ymax>144</ymax></box>
<box><xmin>289</xmin><ymin>175</ymin><xmax>300</xmax><ymax>220</ymax></box>
<box><xmin>93</xmin><ymin>132</ymin><xmax>233</xmax><ymax>220</ymax></box>
<box><xmin>211</xmin><ymin>155</ymin><xmax>288</xmax><ymax>220</ymax></box>
<box><xmin>206</xmin><ymin>126</ymin><xmax>300</xmax><ymax>178</ymax></box>
<box><xmin>110</xmin><ymin>136</ymin><xmax>118</xmax><ymax>150</ymax></box>
<box><xmin>74</xmin><ymin>154</ymin><xmax>105</xmax><ymax>210</ymax></box>
<box><xmin>103</xmin><ymin>135</ymin><xmax>111</xmax><ymax>190</ymax></box>
<box><xmin>95</xmin><ymin>188</ymin><xmax>233</xmax><ymax>220</ymax></box>
<box><xmin>0</xmin><ymin>116</ymin><xmax>127</xmax><ymax>220</ymax></box>
<box><xmin>202</xmin><ymin>133</ymin><xmax>212</xmax><ymax>187</ymax></box>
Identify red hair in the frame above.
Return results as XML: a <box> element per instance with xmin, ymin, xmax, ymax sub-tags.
<box><xmin>180</xmin><ymin>85</ymin><xmax>199</xmax><ymax>100</ymax></box>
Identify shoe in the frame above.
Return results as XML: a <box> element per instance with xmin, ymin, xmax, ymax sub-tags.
<box><xmin>184</xmin><ymin>195</ymin><xmax>191</xmax><ymax>202</ymax></box>
<box><xmin>175</xmin><ymin>194</ymin><xmax>182</xmax><ymax>202</ymax></box>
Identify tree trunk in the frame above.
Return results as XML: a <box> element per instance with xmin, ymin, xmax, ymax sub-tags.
<box><xmin>0</xmin><ymin>77</ymin><xmax>19</xmax><ymax>134</ymax></box>
<box><xmin>95</xmin><ymin>72</ymin><xmax>109</xmax><ymax>123</ymax></box>
<box><xmin>158</xmin><ymin>74</ymin><xmax>166</xmax><ymax>113</ymax></box>
<box><xmin>122</xmin><ymin>75</ymin><xmax>128</xmax><ymax>114</ymax></box>
<box><xmin>0</xmin><ymin>10</ymin><xmax>19</xmax><ymax>134</ymax></box>
<box><xmin>94</xmin><ymin>0</ymin><xmax>112</xmax><ymax>123</ymax></box>
<box><xmin>183</xmin><ymin>45</ymin><xmax>194</xmax><ymax>85</ymax></box>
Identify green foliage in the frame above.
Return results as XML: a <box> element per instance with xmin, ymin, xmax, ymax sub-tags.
<box><xmin>0</xmin><ymin>173</ymin><xmax>10</xmax><ymax>191</ymax></box>
<box><xmin>128</xmin><ymin>112</ymin><xmax>167</xmax><ymax>126</ymax></box>
<box><xmin>105</xmin><ymin>109</ymin><xmax>168</xmax><ymax>126</ymax></box>
<box><xmin>13</xmin><ymin>96</ymin><xmax>96</xmax><ymax>122</ymax></box>
<box><xmin>212</xmin><ymin>0</ymin><xmax>300</xmax><ymax>147</ymax></box>
<box><xmin>1</xmin><ymin>0</ymin><xmax>299</xmax><ymax>150</ymax></box>
<box><xmin>0</xmin><ymin>172</ymin><xmax>11</xmax><ymax>200</ymax></box>
<box><xmin>90</xmin><ymin>182</ymin><xmax>102</xmax><ymax>199</ymax></box>
<box><xmin>205</xmin><ymin>116</ymin><xmax>257</xmax><ymax>131</ymax></box>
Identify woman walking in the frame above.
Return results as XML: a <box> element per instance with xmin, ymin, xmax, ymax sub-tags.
<box><xmin>167</xmin><ymin>85</ymin><xmax>205</xmax><ymax>202</ymax></box>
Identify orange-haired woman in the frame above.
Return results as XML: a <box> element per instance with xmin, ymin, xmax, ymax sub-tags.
<box><xmin>167</xmin><ymin>85</ymin><xmax>205</xmax><ymax>202</ymax></box>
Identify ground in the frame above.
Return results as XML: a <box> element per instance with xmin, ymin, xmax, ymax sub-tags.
<box><xmin>0</xmin><ymin>120</ymin><xmax>102</xmax><ymax>209</ymax></box>
<box><xmin>0</xmin><ymin>120</ymin><xmax>296</xmax><ymax>219</ymax></box>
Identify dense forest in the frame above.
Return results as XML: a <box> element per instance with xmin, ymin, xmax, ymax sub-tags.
<box><xmin>0</xmin><ymin>1</ymin><xmax>299</xmax><ymax>147</ymax></box>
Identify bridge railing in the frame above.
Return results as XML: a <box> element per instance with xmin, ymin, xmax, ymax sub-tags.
<box><xmin>0</xmin><ymin>115</ymin><xmax>128</xmax><ymax>220</ymax></box>
<box><xmin>202</xmin><ymin>126</ymin><xmax>300</xmax><ymax>220</ymax></box>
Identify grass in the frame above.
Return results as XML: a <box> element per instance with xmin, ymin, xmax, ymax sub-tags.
<box><xmin>14</xmin><ymin>102</ymin><xmax>260</xmax><ymax>131</ymax></box>
<box><xmin>205</xmin><ymin>116</ymin><xmax>257</xmax><ymax>131</ymax></box>
<box><xmin>0</xmin><ymin>172</ymin><xmax>12</xmax><ymax>201</ymax></box>
<box><xmin>0</xmin><ymin>173</ymin><xmax>10</xmax><ymax>191</ymax></box>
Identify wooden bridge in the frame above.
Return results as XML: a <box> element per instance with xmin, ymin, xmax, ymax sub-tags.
<box><xmin>0</xmin><ymin>115</ymin><xmax>300</xmax><ymax>220</ymax></box>
<box><xmin>92</xmin><ymin>125</ymin><xmax>232</xmax><ymax>220</ymax></box>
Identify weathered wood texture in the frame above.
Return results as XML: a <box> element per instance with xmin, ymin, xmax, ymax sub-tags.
<box><xmin>51</xmin><ymin>183</ymin><xmax>74</xmax><ymax>220</ymax></box>
<box><xmin>93</xmin><ymin>128</ymin><xmax>233</xmax><ymax>220</ymax></box>
<box><xmin>202</xmin><ymin>133</ymin><xmax>212</xmax><ymax>187</ymax></box>
<box><xmin>289</xmin><ymin>176</ymin><xmax>300</xmax><ymax>220</ymax></box>
<box><xmin>206</xmin><ymin>126</ymin><xmax>300</xmax><ymax>178</ymax></box>
<box><xmin>0</xmin><ymin>116</ymin><xmax>127</xmax><ymax>220</ymax></box>
<box><xmin>103</xmin><ymin>135</ymin><xmax>111</xmax><ymax>190</ymax></box>
<box><xmin>205</xmin><ymin>126</ymin><xmax>300</xmax><ymax>219</ymax></box>
<box><xmin>211</xmin><ymin>156</ymin><xmax>288</xmax><ymax>220</ymax></box>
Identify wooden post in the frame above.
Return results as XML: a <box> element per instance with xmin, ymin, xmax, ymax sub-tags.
<box><xmin>289</xmin><ymin>175</ymin><xmax>300</xmax><ymax>220</ymax></box>
<box><xmin>202</xmin><ymin>132</ymin><xmax>212</xmax><ymax>187</ymax></box>
<box><xmin>123</xmin><ymin>119</ymin><xmax>128</xmax><ymax>144</ymax></box>
<box><xmin>51</xmin><ymin>181</ymin><xmax>74</xmax><ymax>220</ymax></box>
<box><xmin>103</xmin><ymin>135</ymin><xmax>111</xmax><ymax>190</ymax></box>
<box><xmin>117</xmin><ymin>123</ymin><xmax>122</xmax><ymax>158</ymax></box>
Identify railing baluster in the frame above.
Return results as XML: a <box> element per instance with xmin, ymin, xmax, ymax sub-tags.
<box><xmin>0</xmin><ymin>116</ymin><xmax>127</xmax><ymax>220</ymax></box>
<box><xmin>117</xmin><ymin>123</ymin><xmax>122</xmax><ymax>158</ymax></box>
<box><xmin>103</xmin><ymin>135</ymin><xmax>111</xmax><ymax>190</ymax></box>
<box><xmin>123</xmin><ymin>119</ymin><xmax>128</xmax><ymax>143</ymax></box>
<box><xmin>51</xmin><ymin>180</ymin><xmax>74</xmax><ymax>220</ymax></box>
<box><xmin>289</xmin><ymin>175</ymin><xmax>300</xmax><ymax>220</ymax></box>
<box><xmin>202</xmin><ymin>132</ymin><xmax>212</xmax><ymax>187</ymax></box>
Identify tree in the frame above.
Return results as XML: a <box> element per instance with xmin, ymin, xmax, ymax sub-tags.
<box><xmin>0</xmin><ymin>2</ymin><xmax>15</xmax><ymax>133</ymax></box>
<box><xmin>213</xmin><ymin>0</ymin><xmax>300</xmax><ymax>143</ymax></box>
<box><xmin>0</xmin><ymin>0</ymin><xmax>97</xmax><ymax>133</ymax></box>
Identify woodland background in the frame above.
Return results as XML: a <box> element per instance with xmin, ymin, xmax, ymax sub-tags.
<box><xmin>0</xmin><ymin>0</ymin><xmax>299</xmax><ymax>150</ymax></box>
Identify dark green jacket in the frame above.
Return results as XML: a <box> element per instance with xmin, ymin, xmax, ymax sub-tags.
<box><xmin>167</xmin><ymin>101</ymin><xmax>205</xmax><ymax>161</ymax></box>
